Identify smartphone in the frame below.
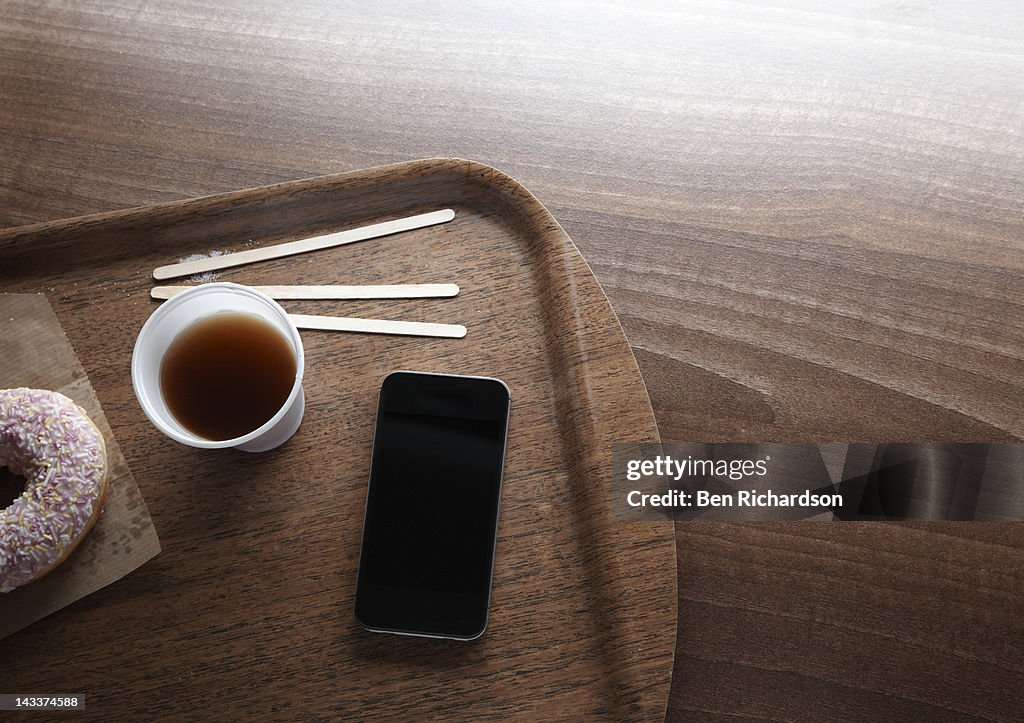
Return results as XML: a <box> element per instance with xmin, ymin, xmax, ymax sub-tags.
<box><xmin>354</xmin><ymin>371</ymin><xmax>511</xmax><ymax>640</ymax></box>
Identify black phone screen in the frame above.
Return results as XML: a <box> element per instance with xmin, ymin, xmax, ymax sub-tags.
<box><xmin>354</xmin><ymin>371</ymin><xmax>510</xmax><ymax>640</ymax></box>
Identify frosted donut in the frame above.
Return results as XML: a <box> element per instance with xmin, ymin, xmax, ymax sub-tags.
<box><xmin>1</xmin><ymin>388</ymin><xmax>109</xmax><ymax>593</ymax></box>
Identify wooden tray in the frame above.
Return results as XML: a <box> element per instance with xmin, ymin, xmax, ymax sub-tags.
<box><xmin>0</xmin><ymin>158</ymin><xmax>675</xmax><ymax>721</ymax></box>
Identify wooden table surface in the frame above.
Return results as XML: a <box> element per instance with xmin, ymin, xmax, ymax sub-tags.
<box><xmin>2</xmin><ymin>1</ymin><xmax>1021</xmax><ymax>720</ymax></box>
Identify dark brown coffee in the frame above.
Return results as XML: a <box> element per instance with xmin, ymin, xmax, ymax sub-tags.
<box><xmin>160</xmin><ymin>312</ymin><xmax>296</xmax><ymax>441</ymax></box>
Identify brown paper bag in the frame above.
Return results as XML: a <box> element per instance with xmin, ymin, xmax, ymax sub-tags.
<box><xmin>0</xmin><ymin>294</ymin><xmax>161</xmax><ymax>639</ymax></box>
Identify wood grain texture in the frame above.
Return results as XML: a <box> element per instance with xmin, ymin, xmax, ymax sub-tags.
<box><xmin>1</xmin><ymin>0</ymin><xmax>1022</xmax><ymax>720</ymax></box>
<box><xmin>0</xmin><ymin>160</ymin><xmax>675</xmax><ymax>721</ymax></box>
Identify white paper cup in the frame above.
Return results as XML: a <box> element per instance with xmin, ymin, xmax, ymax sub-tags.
<box><xmin>132</xmin><ymin>282</ymin><xmax>305</xmax><ymax>453</ymax></box>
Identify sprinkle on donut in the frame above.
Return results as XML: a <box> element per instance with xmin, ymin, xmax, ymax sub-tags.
<box><xmin>1</xmin><ymin>388</ymin><xmax>109</xmax><ymax>593</ymax></box>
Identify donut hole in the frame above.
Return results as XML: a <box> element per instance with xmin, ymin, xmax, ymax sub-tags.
<box><xmin>0</xmin><ymin>466</ymin><xmax>27</xmax><ymax>509</ymax></box>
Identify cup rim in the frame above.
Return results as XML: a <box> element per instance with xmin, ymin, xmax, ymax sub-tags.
<box><xmin>131</xmin><ymin>282</ymin><xmax>305</xmax><ymax>449</ymax></box>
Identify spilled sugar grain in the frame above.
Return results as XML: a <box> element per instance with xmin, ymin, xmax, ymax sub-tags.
<box><xmin>176</xmin><ymin>239</ymin><xmax>259</xmax><ymax>283</ymax></box>
<box><xmin>176</xmin><ymin>250</ymin><xmax>223</xmax><ymax>283</ymax></box>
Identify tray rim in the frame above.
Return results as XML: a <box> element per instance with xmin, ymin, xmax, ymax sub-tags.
<box><xmin>0</xmin><ymin>156</ymin><xmax>677</xmax><ymax>720</ymax></box>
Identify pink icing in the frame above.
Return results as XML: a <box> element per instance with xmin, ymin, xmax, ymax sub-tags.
<box><xmin>1</xmin><ymin>388</ymin><xmax>107</xmax><ymax>593</ymax></box>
